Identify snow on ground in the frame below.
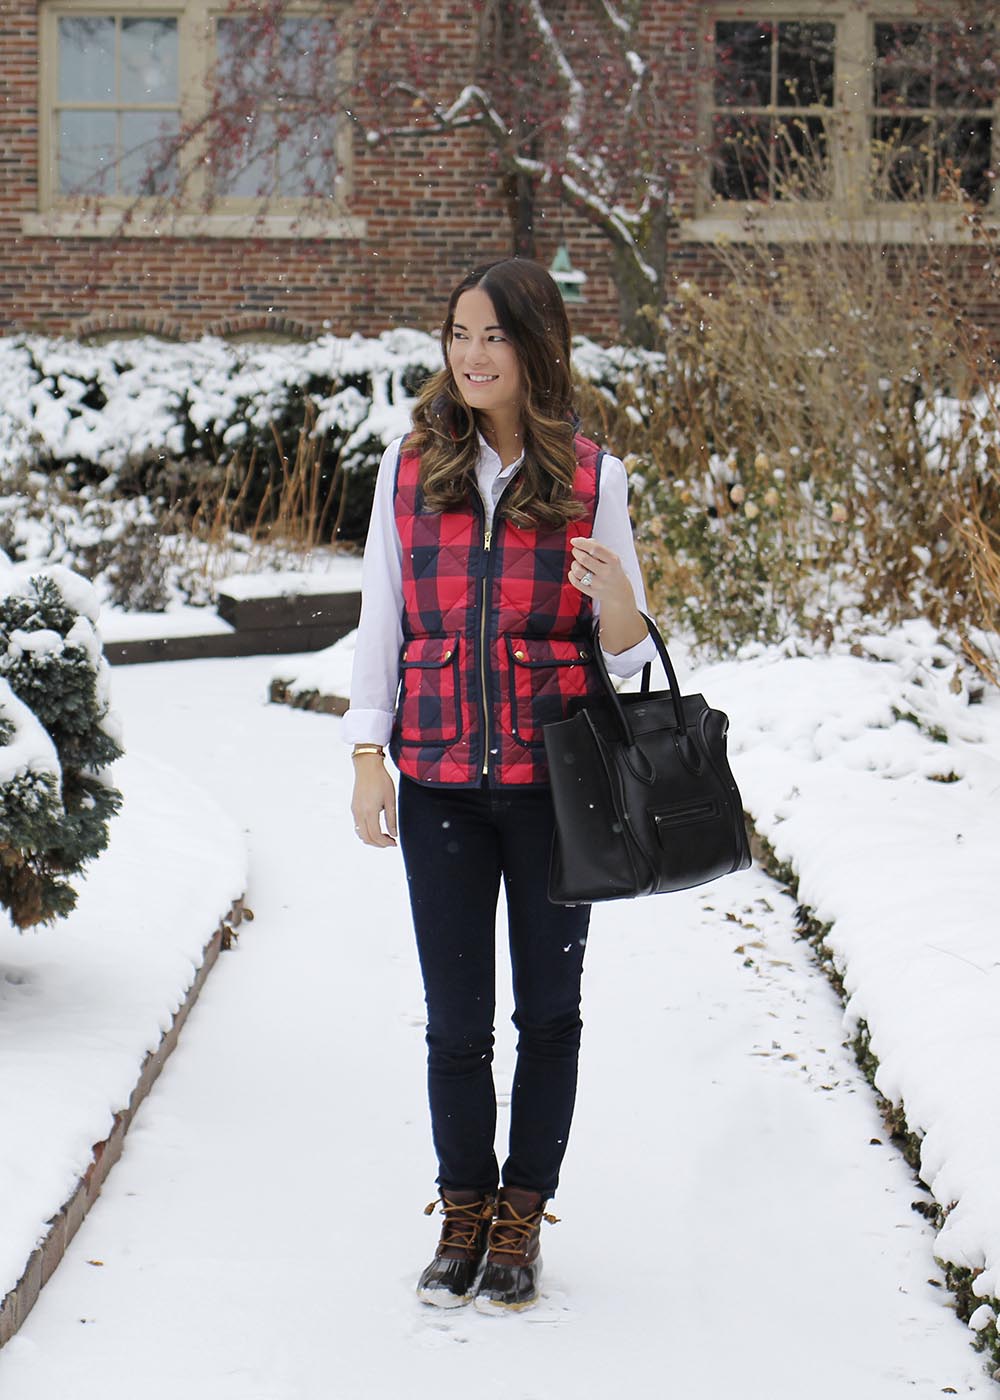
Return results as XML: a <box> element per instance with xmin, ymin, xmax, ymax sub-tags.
<box><xmin>0</xmin><ymin>748</ymin><xmax>246</xmax><ymax>1304</ymax></box>
<box><xmin>702</xmin><ymin>623</ymin><xmax>1000</xmax><ymax>1310</ymax></box>
<box><xmin>215</xmin><ymin>557</ymin><xmax>364</xmax><ymax>600</ymax></box>
<box><xmin>0</xmin><ymin>651</ymin><xmax>995</xmax><ymax>1398</ymax></box>
<box><xmin>268</xmin><ymin>627</ymin><xmax>356</xmax><ymax>703</ymax></box>
<box><xmin>97</xmin><ymin>603</ymin><xmax>236</xmax><ymax>643</ymax></box>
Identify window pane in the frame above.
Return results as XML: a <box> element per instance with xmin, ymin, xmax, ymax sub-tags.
<box><xmin>871</xmin><ymin>115</ymin><xmax>934</xmax><ymax>200</ymax></box>
<box><xmin>276</xmin><ymin>17</ymin><xmax>339</xmax><ymax>100</ymax></box>
<box><xmin>777</xmin><ymin>22</ymin><xmax>834</xmax><ymax>108</ymax></box>
<box><xmin>714</xmin><ymin>21</ymin><xmax>773</xmax><ymax>108</ymax></box>
<box><xmin>58</xmin><ymin>16</ymin><xmax>115</xmax><ymax>102</ymax></box>
<box><xmin>873</xmin><ymin>22</ymin><xmax>932</xmax><ymax>109</ymax></box>
<box><xmin>58</xmin><ymin>109</ymin><xmax>115</xmax><ymax>193</ymax></box>
<box><xmin>277</xmin><ymin>114</ymin><xmax>335</xmax><ymax>196</ymax></box>
<box><xmin>936</xmin><ymin>116</ymin><xmax>993</xmax><ymax>202</ymax></box>
<box><xmin>712</xmin><ymin>114</ymin><xmax>771</xmax><ymax>200</ymax></box>
<box><xmin>216</xmin><ymin>17</ymin><xmax>269</xmax><ymax>89</ymax></box>
<box><xmin>218</xmin><ymin>109</ymin><xmax>276</xmax><ymax>197</ymax></box>
<box><xmin>773</xmin><ymin>116</ymin><xmax>830</xmax><ymax>199</ymax></box>
<box><xmin>217</xmin><ymin>16</ymin><xmax>339</xmax><ymax>98</ymax></box>
<box><xmin>935</xmin><ymin>25</ymin><xmax>997</xmax><ymax>109</ymax></box>
<box><xmin>120</xmin><ymin>109</ymin><xmax>179</xmax><ymax>194</ymax></box>
<box><xmin>120</xmin><ymin>18</ymin><xmax>179</xmax><ymax>103</ymax></box>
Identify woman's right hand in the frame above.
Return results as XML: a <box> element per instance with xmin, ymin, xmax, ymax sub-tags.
<box><xmin>351</xmin><ymin>756</ymin><xmax>398</xmax><ymax>848</ymax></box>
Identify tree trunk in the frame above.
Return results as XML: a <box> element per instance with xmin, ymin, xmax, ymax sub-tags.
<box><xmin>610</xmin><ymin>204</ymin><xmax>670</xmax><ymax>348</ymax></box>
<box><xmin>510</xmin><ymin>169</ymin><xmax>536</xmax><ymax>258</ymax></box>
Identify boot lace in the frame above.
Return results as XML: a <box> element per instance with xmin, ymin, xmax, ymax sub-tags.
<box><xmin>487</xmin><ymin>1202</ymin><xmax>560</xmax><ymax>1258</ymax></box>
<box><xmin>423</xmin><ymin>1194</ymin><xmax>493</xmax><ymax>1252</ymax></box>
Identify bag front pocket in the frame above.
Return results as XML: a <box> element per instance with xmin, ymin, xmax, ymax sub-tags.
<box><xmin>396</xmin><ymin>634</ymin><xmax>462</xmax><ymax>747</ymax></box>
<box><xmin>504</xmin><ymin>635</ymin><xmax>593</xmax><ymax>746</ymax></box>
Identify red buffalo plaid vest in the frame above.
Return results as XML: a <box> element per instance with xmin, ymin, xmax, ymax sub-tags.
<box><xmin>390</xmin><ymin>434</ymin><xmax>607</xmax><ymax>786</ymax></box>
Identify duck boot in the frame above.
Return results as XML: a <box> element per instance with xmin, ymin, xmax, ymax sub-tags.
<box><xmin>473</xmin><ymin>1186</ymin><xmax>558</xmax><ymax>1315</ymax></box>
<box><xmin>416</xmin><ymin>1189</ymin><xmax>496</xmax><ymax>1308</ymax></box>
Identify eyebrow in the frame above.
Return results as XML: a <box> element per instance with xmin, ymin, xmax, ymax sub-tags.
<box><xmin>452</xmin><ymin>322</ymin><xmax>504</xmax><ymax>332</ymax></box>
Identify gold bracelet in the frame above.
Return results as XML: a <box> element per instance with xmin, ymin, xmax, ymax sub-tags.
<box><xmin>352</xmin><ymin>745</ymin><xmax>385</xmax><ymax>759</ymax></box>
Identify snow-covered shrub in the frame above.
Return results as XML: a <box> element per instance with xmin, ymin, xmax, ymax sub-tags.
<box><xmin>0</xmin><ymin>465</ymin><xmax>174</xmax><ymax>612</ymax></box>
<box><xmin>0</xmin><ymin>565</ymin><xmax>123</xmax><ymax>927</ymax></box>
<box><xmin>0</xmin><ymin>330</ymin><xmax>441</xmax><ymax>565</ymax></box>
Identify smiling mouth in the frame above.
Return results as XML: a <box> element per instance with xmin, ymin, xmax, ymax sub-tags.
<box><xmin>465</xmin><ymin>374</ymin><xmax>499</xmax><ymax>383</ymax></box>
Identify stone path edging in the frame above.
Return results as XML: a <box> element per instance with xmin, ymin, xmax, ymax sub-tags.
<box><xmin>0</xmin><ymin>897</ymin><xmax>247</xmax><ymax>1349</ymax></box>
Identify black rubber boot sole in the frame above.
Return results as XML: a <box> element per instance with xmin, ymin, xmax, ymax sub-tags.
<box><xmin>473</xmin><ymin>1257</ymin><xmax>543</xmax><ymax>1314</ymax></box>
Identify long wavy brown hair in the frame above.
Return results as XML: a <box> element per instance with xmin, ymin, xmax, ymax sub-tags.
<box><xmin>408</xmin><ymin>258</ymin><xmax>586</xmax><ymax>529</ymax></box>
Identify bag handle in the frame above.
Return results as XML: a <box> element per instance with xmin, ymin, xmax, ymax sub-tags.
<box><xmin>591</xmin><ymin>612</ymin><xmax>687</xmax><ymax>745</ymax></box>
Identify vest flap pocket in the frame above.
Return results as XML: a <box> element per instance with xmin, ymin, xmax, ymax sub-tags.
<box><xmin>400</xmin><ymin>635</ymin><xmax>460</xmax><ymax>669</ymax></box>
<box><xmin>396</xmin><ymin>634</ymin><xmax>462</xmax><ymax>749</ymax></box>
<box><xmin>504</xmin><ymin>635</ymin><xmax>594</xmax><ymax>748</ymax></box>
<box><xmin>505</xmin><ymin>636</ymin><xmax>592</xmax><ymax>668</ymax></box>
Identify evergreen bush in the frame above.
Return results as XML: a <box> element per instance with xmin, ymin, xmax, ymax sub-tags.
<box><xmin>0</xmin><ymin>566</ymin><xmax>123</xmax><ymax>927</ymax></box>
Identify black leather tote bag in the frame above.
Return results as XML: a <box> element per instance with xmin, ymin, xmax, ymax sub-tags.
<box><xmin>543</xmin><ymin>615</ymin><xmax>752</xmax><ymax>904</ymax></box>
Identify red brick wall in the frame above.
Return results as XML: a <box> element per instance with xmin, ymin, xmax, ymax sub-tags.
<box><xmin>1</xmin><ymin>0</ymin><xmax>997</xmax><ymax>345</ymax></box>
<box><xmin>0</xmin><ymin>0</ymin><xmax>521</xmax><ymax>338</ymax></box>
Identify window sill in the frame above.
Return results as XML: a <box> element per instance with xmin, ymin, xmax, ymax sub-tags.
<box><xmin>680</xmin><ymin>208</ymin><xmax>997</xmax><ymax>245</ymax></box>
<box><xmin>21</xmin><ymin>210</ymin><xmax>367</xmax><ymax>240</ymax></box>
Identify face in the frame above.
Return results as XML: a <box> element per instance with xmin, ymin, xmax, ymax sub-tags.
<box><xmin>447</xmin><ymin>287</ymin><xmax>522</xmax><ymax>423</ymax></box>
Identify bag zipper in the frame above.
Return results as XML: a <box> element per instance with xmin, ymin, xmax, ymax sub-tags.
<box><xmin>654</xmin><ymin>798</ymin><xmax>718</xmax><ymax>828</ymax></box>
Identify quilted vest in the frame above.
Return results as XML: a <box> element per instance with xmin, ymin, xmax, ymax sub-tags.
<box><xmin>390</xmin><ymin>434</ymin><xmax>607</xmax><ymax>786</ymax></box>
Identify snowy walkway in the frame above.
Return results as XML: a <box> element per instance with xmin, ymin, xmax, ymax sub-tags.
<box><xmin>0</xmin><ymin>655</ymin><xmax>991</xmax><ymax>1399</ymax></box>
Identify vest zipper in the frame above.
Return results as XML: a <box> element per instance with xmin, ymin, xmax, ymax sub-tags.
<box><xmin>479</xmin><ymin>527</ymin><xmax>492</xmax><ymax>775</ymax></box>
<box><xmin>476</xmin><ymin>476</ymin><xmax>516</xmax><ymax>781</ymax></box>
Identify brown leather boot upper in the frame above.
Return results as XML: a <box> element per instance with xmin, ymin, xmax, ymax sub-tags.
<box><xmin>426</xmin><ymin>1189</ymin><xmax>495</xmax><ymax>1262</ymax></box>
<box><xmin>485</xmin><ymin>1187</ymin><xmax>555</xmax><ymax>1267</ymax></box>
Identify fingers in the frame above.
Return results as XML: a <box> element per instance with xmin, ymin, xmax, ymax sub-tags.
<box><xmin>384</xmin><ymin>784</ymin><xmax>398</xmax><ymax>842</ymax></box>
<box><xmin>568</xmin><ymin>537</ymin><xmax>621</xmax><ymax>596</ymax></box>
<box><xmin>351</xmin><ymin>772</ymin><xmax>398</xmax><ymax>848</ymax></box>
<box><xmin>354</xmin><ymin>809</ymin><xmax>395</xmax><ymax>848</ymax></box>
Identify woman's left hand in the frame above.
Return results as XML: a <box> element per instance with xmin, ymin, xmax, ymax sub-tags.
<box><xmin>569</xmin><ymin>537</ymin><xmax>634</xmax><ymax>610</ymax></box>
<box><xmin>569</xmin><ymin>536</ymin><xmax>649</xmax><ymax>655</ymax></box>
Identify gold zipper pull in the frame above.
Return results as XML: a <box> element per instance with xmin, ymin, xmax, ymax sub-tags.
<box><xmin>484</xmin><ymin>528</ymin><xmax>492</xmax><ymax>551</ymax></box>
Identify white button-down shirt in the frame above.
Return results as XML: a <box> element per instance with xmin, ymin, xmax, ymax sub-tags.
<box><xmin>342</xmin><ymin>433</ymin><xmax>657</xmax><ymax>747</ymax></box>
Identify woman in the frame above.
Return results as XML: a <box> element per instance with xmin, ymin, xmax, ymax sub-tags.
<box><xmin>343</xmin><ymin>257</ymin><xmax>654</xmax><ymax>1314</ymax></box>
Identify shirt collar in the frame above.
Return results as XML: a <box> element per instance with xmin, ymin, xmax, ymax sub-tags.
<box><xmin>477</xmin><ymin>430</ymin><xmax>523</xmax><ymax>477</ymax></box>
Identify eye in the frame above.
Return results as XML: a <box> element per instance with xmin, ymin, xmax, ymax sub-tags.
<box><xmin>488</xmin><ymin>334</ymin><xmax>507</xmax><ymax>343</ymax></box>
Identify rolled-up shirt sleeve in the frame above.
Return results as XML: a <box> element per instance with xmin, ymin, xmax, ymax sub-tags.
<box><xmin>341</xmin><ymin>438</ymin><xmax>405</xmax><ymax>747</ymax></box>
<box><xmin>592</xmin><ymin>453</ymin><xmax>657</xmax><ymax>678</ymax></box>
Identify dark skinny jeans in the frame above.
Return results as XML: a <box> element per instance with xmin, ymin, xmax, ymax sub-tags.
<box><xmin>398</xmin><ymin>775</ymin><xmax>591</xmax><ymax>1199</ymax></box>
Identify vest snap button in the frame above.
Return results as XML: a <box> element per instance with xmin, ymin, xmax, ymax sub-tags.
<box><xmin>514</xmin><ymin>649</ymin><xmax>526</xmax><ymax>660</ymax></box>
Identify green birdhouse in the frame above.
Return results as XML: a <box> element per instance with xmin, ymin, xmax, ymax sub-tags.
<box><xmin>548</xmin><ymin>244</ymin><xmax>587</xmax><ymax>304</ymax></box>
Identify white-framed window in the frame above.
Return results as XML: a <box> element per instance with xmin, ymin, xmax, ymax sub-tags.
<box><xmin>870</xmin><ymin>18</ymin><xmax>995</xmax><ymax>204</ymax></box>
<box><xmin>690</xmin><ymin>2</ymin><xmax>998</xmax><ymax>241</ymax></box>
<box><xmin>711</xmin><ymin>19</ymin><xmax>837</xmax><ymax>202</ymax></box>
<box><xmin>212</xmin><ymin>13</ymin><xmax>343</xmax><ymax>201</ymax></box>
<box><xmin>53</xmin><ymin>12</ymin><xmax>181</xmax><ymax>196</ymax></box>
<box><xmin>30</xmin><ymin>0</ymin><xmax>362</xmax><ymax>238</ymax></box>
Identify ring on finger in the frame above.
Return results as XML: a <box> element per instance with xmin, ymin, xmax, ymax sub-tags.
<box><xmin>580</xmin><ymin>569</ymin><xmax>594</xmax><ymax>587</ymax></box>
